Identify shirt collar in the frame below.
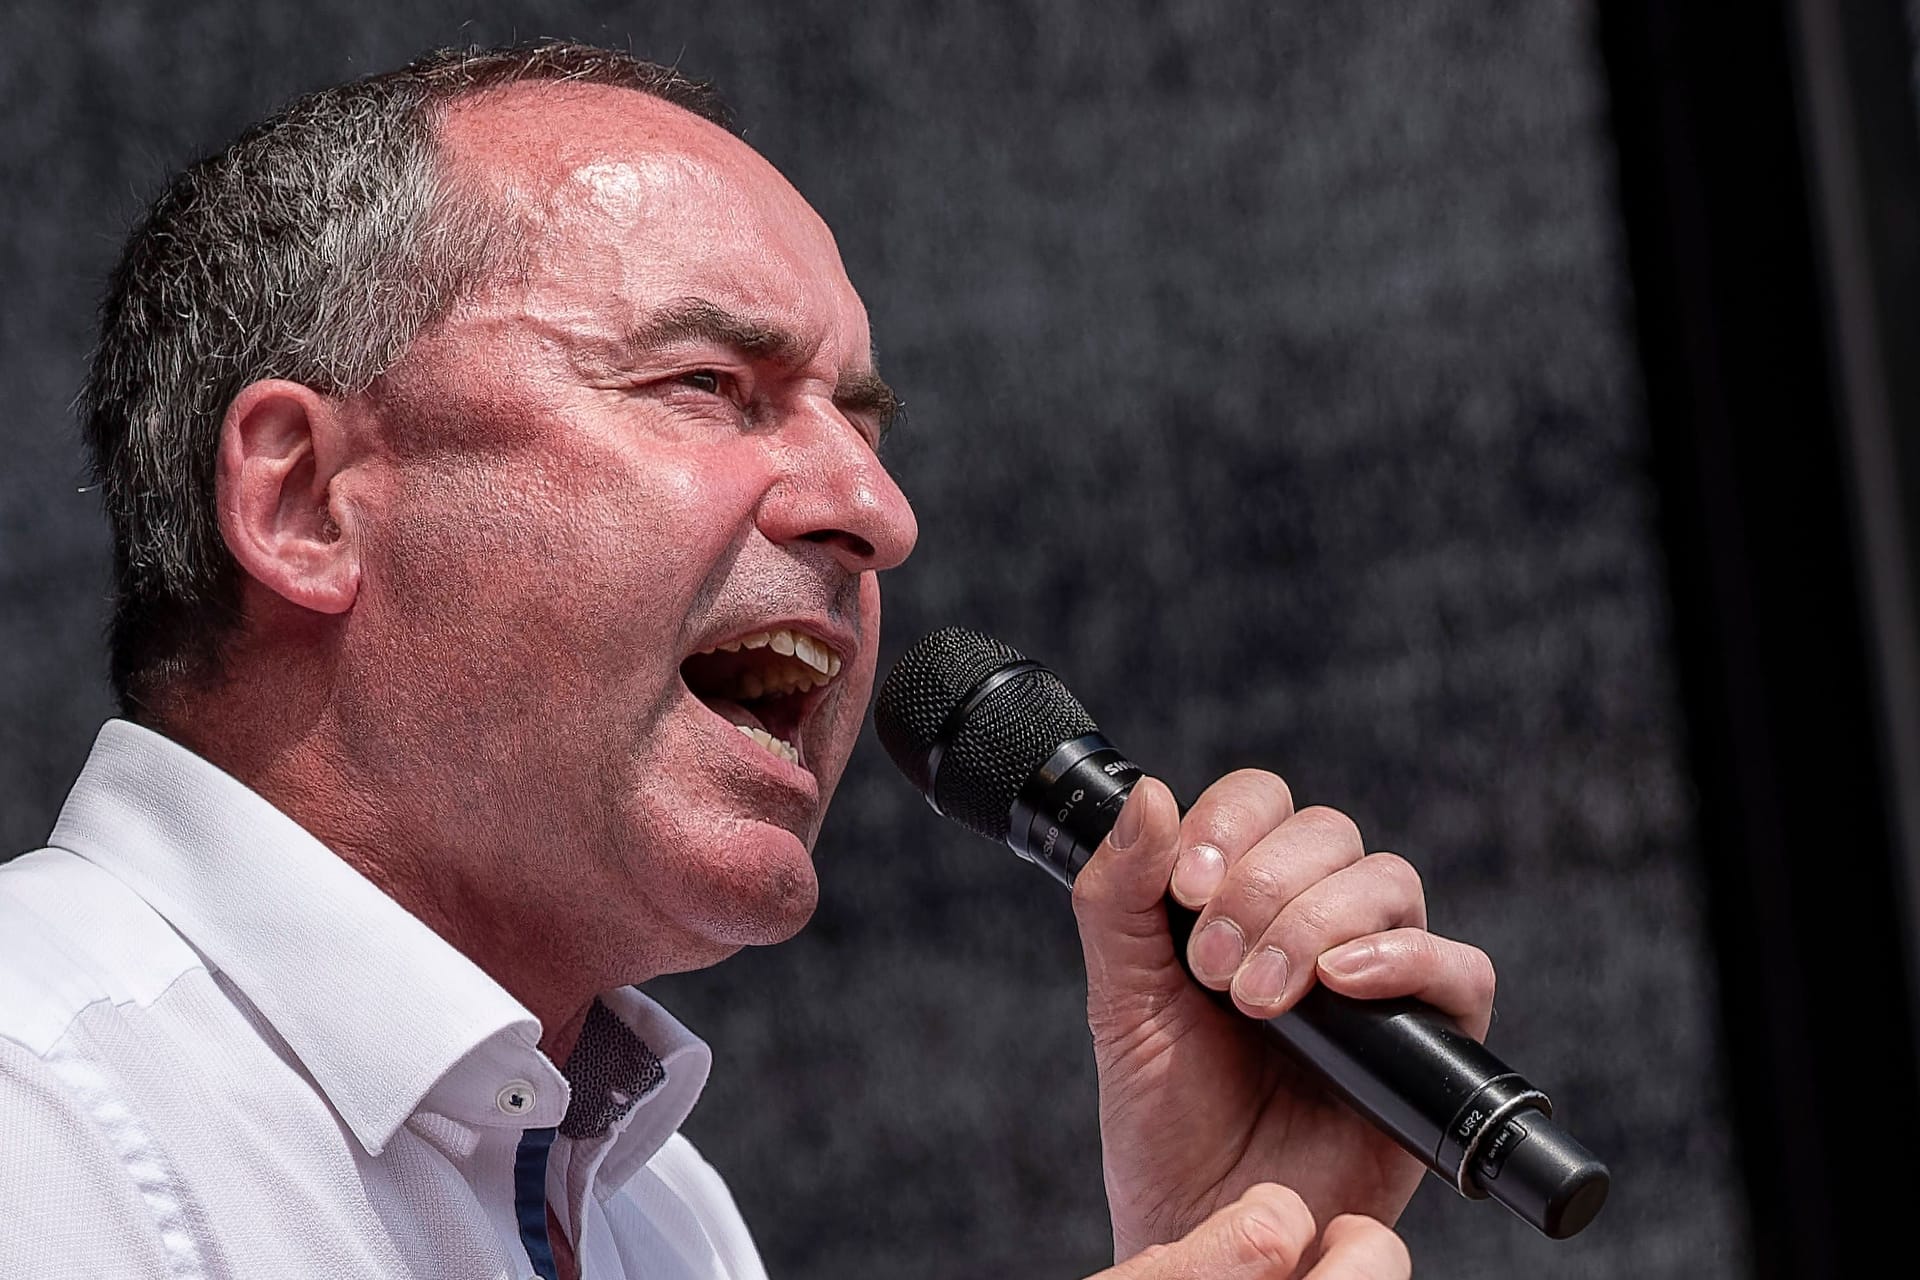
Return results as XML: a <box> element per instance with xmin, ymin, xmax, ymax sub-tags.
<box><xmin>573</xmin><ymin>985</ymin><xmax>712</xmax><ymax>1193</ymax></box>
<box><xmin>48</xmin><ymin>719</ymin><xmax>569</xmax><ymax>1155</ymax></box>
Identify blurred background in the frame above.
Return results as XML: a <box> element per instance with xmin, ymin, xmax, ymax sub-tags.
<box><xmin>6</xmin><ymin>2</ymin><xmax>1920</xmax><ymax>1277</ymax></box>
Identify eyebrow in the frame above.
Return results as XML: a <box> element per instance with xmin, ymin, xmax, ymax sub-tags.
<box><xmin>833</xmin><ymin>366</ymin><xmax>901</xmax><ymax>443</ymax></box>
<box><xmin>622</xmin><ymin>297</ymin><xmax>901</xmax><ymax>441</ymax></box>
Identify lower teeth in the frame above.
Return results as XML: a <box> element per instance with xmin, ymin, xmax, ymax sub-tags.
<box><xmin>735</xmin><ymin>722</ymin><xmax>799</xmax><ymax>764</ymax></box>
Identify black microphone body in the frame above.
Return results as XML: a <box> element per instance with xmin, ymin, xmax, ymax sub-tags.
<box><xmin>876</xmin><ymin>629</ymin><xmax>1610</xmax><ymax>1241</ymax></box>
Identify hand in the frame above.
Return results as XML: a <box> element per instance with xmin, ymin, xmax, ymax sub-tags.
<box><xmin>1071</xmin><ymin>772</ymin><xmax>1497</xmax><ymax>1258</ymax></box>
<box><xmin>1091</xmin><ymin>1184</ymin><xmax>1410</xmax><ymax>1280</ymax></box>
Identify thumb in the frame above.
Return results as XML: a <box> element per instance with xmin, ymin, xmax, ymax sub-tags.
<box><xmin>1071</xmin><ymin>776</ymin><xmax>1183</xmax><ymax>955</ymax></box>
<box><xmin>1098</xmin><ymin>1184</ymin><xmax>1319</xmax><ymax>1280</ymax></box>
<box><xmin>1071</xmin><ymin>779</ymin><xmax>1187</xmax><ymax>1016</ymax></box>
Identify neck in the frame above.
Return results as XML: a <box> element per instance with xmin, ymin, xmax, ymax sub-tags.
<box><xmin>154</xmin><ymin>675</ymin><xmax>623</xmax><ymax>1069</ymax></box>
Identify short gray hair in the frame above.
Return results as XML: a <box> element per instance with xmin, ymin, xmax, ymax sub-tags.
<box><xmin>80</xmin><ymin>42</ymin><xmax>733</xmax><ymax>714</ymax></box>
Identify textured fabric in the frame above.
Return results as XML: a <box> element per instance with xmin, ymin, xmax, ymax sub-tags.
<box><xmin>0</xmin><ymin>720</ymin><xmax>770</xmax><ymax>1279</ymax></box>
<box><xmin>561</xmin><ymin>1001</ymin><xmax>668</xmax><ymax>1141</ymax></box>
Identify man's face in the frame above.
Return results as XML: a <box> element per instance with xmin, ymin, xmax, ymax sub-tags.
<box><xmin>343</xmin><ymin>86</ymin><xmax>917</xmax><ymax>973</ymax></box>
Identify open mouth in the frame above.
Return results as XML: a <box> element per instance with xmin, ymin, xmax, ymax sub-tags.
<box><xmin>680</xmin><ymin>627</ymin><xmax>844</xmax><ymax>768</ymax></box>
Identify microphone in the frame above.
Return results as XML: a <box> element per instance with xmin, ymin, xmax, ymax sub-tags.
<box><xmin>873</xmin><ymin>626</ymin><xmax>1610</xmax><ymax>1240</ymax></box>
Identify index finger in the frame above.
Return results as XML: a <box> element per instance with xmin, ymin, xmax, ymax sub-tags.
<box><xmin>1169</xmin><ymin>769</ymin><xmax>1297</xmax><ymax>908</ymax></box>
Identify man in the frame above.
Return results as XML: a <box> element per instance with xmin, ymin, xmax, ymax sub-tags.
<box><xmin>0</xmin><ymin>42</ymin><xmax>1496</xmax><ymax>1279</ymax></box>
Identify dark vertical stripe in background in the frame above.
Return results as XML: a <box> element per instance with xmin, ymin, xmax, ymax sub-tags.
<box><xmin>1603</xmin><ymin>2</ymin><xmax>1920</xmax><ymax>1276</ymax></box>
<box><xmin>16</xmin><ymin>1</ymin><xmax>1914</xmax><ymax>1275</ymax></box>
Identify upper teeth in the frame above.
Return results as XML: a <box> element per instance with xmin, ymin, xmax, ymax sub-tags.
<box><xmin>710</xmin><ymin>628</ymin><xmax>842</xmax><ymax>679</ymax></box>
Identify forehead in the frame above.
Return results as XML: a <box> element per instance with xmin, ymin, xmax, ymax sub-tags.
<box><xmin>438</xmin><ymin>84</ymin><xmax>866</xmax><ymax>347</ymax></box>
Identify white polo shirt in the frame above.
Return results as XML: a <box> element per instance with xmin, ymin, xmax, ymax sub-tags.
<box><xmin>0</xmin><ymin>720</ymin><xmax>769</xmax><ymax>1279</ymax></box>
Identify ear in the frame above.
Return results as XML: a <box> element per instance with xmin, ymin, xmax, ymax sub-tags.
<box><xmin>214</xmin><ymin>379</ymin><xmax>362</xmax><ymax>615</ymax></box>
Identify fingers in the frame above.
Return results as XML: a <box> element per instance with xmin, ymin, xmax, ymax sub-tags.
<box><xmin>1077</xmin><ymin>768</ymin><xmax>1496</xmax><ymax>1043</ymax></box>
<box><xmin>1301</xmin><ymin>1214</ymin><xmax>1412</xmax><ymax>1280</ymax></box>
<box><xmin>1317</xmin><ymin>927</ymin><xmax>1498</xmax><ymax>1041</ymax></box>
<box><xmin>1179</xmin><ymin>802</ymin><xmax>1368</xmax><ymax>987</ymax></box>
<box><xmin>1174</xmin><ymin>780</ymin><xmax>1425</xmax><ymax>1021</ymax></box>
<box><xmin>1211</xmin><ymin>850</ymin><xmax>1428</xmax><ymax>1019</ymax></box>
<box><xmin>1103</xmin><ymin>1184</ymin><xmax>1318</xmax><ymax>1280</ymax></box>
<box><xmin>1074</xmin><ymin>768</ymin><xmax>1296</xmax><ymax>944</ymax></box>
<box><xmin>1100</xmin><ymin>1187</ymin><xmax>1409</xmax><ymax>1280</ymax></box>
<box><xmin>1168</xmin><ymin>769</ymin><xmax>1297</xmax><ymax>907</ymax></box>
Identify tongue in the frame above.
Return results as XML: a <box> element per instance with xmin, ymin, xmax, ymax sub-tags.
<box><xmin>702</xmin><ymin>696</ymin><xmax>766</xmax><ymax>734</ymax></box>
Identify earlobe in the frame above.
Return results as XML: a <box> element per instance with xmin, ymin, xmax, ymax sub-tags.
<box><xmin>215</xmin><ymin>379</ymin><xmax>361</xmax><ymax>616</ymax></box>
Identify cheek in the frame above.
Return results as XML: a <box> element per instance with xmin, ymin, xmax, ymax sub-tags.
<box><xmin>846</xmin><ymin>575</ymin><xmax>886</xmax><ymax>705</ymax></box>
<box><xmin>369</xmin><ymin>454</ymin><xmax>707</xmax><ymax>637</ymax></box>
<box><xmin>812</xmin><ymin>575</ymin><xmax>889</xmax><ymax>798</ymax></box>
<box><xmin>348</xmin><ymin>468</ymin><xmax>638</xmax><ymax>737</ymax></box>
<box><xmin>348</xmin><ymin>443</ymin><xmax>783</xmax><ymax>775</ymax></box>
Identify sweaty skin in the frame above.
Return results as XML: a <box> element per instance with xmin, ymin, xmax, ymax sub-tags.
<box><xmin>199</xmin><ymin>84</ymin><xmax>917</xmax><ymax>1065</ymax></box>
<box><xmin>191</xmin><ymin>80</ymin><xmax>1487</xmax><ymax>1280</ymax></box>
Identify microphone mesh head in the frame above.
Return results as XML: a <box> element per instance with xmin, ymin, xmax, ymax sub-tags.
<box><xmin>873</xmin><ymin>627</ymin><xmax>1027</xmax><ymax>792</ymax></box>
<box><xmin>875</xmin><ymin>627</ymin><xmax>1099</xmax><ymax>842</ymax></box>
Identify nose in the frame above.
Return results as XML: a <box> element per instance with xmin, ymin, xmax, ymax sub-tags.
<box><xmin>758</xmin><ymin>403</ymin><xmax>918</xmax><ymax>573</ymax></box>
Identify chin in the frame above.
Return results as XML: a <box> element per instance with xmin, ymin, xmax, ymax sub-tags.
<box><xmin>671</xmin><ymin>817</ymin><xmax>822</xmax><ymax>952</ymax></box>
<box><xmin>717</xmin><ymin>869</ymin><xmax>819</xmax><ymax>947</ymax></box>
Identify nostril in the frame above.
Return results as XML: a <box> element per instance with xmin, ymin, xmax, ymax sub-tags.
<box><xmin>804</xmin><ymin>528</ymin><xmax>876</xmax><ymax>560</ymax></box>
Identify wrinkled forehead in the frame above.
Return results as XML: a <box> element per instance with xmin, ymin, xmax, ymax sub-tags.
<box><xmin>438</xmin><ymin>83</ymin><xmax>864</xmax><ymax>340</ymax></box>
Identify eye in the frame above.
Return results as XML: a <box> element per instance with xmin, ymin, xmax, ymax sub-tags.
<box><xmin>654</xmin><ymin>367</ymin><xmax>760</xmax><ymax>429</ymax></box>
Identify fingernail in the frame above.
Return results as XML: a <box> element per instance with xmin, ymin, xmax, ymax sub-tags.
<box><xmin>1171</xmin><ymin>844</ymin><xmax>1227</xmax><ymax>904</ymax></box>
<box><xmin>1318</xmin><ymin>942</ymin><xmax>1379</xmax><ymax>980</ymax></box>
<box><xmin>1189</xmin><ymin>919</ymin><xmax>1245</xmax><ymax>982</ymax></box>
<box><xmin>1112</xmin><ymin>788</ymin><xmax>1146</xmax><ymax>850</ymax></box>
<box><xmin>1232</xmin><ymin>947</ymin><xmax>1291</xmax><ymax>1009</ymax></box>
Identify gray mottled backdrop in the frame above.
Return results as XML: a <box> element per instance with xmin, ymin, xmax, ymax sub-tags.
<box><xmin>0</xmin><ymin>2</ymin><xmax>1748</xmax><ymax>1276</ymax></box>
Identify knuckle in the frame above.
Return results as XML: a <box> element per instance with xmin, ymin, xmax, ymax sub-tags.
<box><xmin>1069</xmin><ymin>868</ymin><xmax>1120</xmax><ymax>916</ymax></box>
<box><xmin>1225</xmin><ymin>858</ymin><xmax>1290</xmax><ymax>910</ymax></box>
<box><xmin>1227</xmin><ymin>1184</ymin><xmax>1315</xmax><ymax>1267</ymax></box>
<box><xmin>1228</xmin><ymin>1216</ymin><xmax>1300</xmax><ymax>1272</ymax></box>
<box><xmin>1244</xmin><ymin>1179</ymin><xmax>1312</xmax><ymax>1218</ymax></box>
<box><xmin>1461</xmin><ymin>942</ymin><xmax>1498</xmax><ymax>1001</ymax></box>
<box><xmin>1222</xmin><ymin>767</ymin><xmax>1295</xmax><ymax>812</ymax></box>
<box><xmin>1282</xmin><ymin>893</ymin><xmax>1344</xmax><ymax>942</ymax></box>
<box><xmin>1195</xmin><ymin>771</ymin><xmax>1294</xmax><ymax>843</ymax></box>
<box><xmin>1124</xmin><ymin>1243</ymin><xmax>1173</xmax><ymax>1275</ymax></box>
<box><xmin>1366</xmin><ymin>850</ymin><xmax>1423</xmax><ymax>896</ymax></box>
<box><xmin>1201</xmin><ymin>799</ymin><xmax>1262</xmax><ymax>848</ymax></box>
<box><xmin>1293</xmin><ymin>805</ymin><xmax>1364</xmax><ymax>855</ymax></box>
<box><xmin>1324</xmin><ymin>1214</ymin><xmax>1410</xmax><ymax>1268</ymax></box>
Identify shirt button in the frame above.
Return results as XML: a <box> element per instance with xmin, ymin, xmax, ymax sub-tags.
<box><xmin>496</xmin><ymin>1080</ymin><xmax>536</xmax><ymax>1116</ymax></box>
